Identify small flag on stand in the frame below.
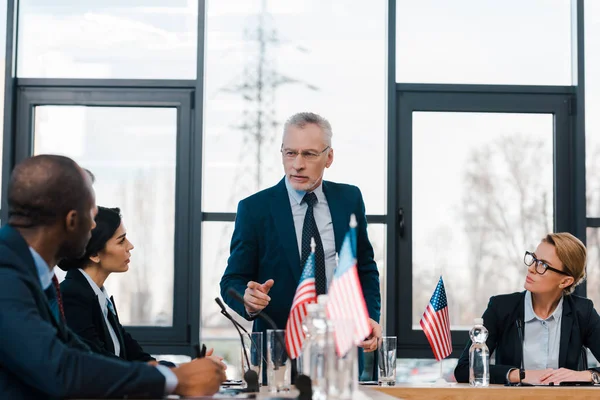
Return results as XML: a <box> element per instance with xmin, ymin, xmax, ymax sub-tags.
<box><xmin>285</xmin><ymin>239</ymin><xmax>318</xmax><ymax>359</ymax></box>
<box><xmin>326</xmin><ymin>214</ymin><xmax>371</xmax><ymax>356</ymax></box>
<box><xmin>420</xmin><ymin>276</ymin><xmax>452</xmax><ymax>361</ymax></box>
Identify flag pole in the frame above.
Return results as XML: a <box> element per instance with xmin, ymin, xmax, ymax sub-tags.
<box><xmin>434</xmin><ymin>358</ymin><xmax>448</xmax><ymax>386</ymax></box>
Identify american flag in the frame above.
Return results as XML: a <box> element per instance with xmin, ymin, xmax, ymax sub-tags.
<box><xmin>326</xmin><ymin>214</ymin><xmax>371</xmax><ymax>356</ymax></box>
<box><xmin>420</xmin><ymin>276</ymin><xmax>452</xmax><ymax>361</ymax></box>
<box><xmin>285</xmin><ymin>249</ymin><xmax>317</xmax><ymax>359</ymax></box>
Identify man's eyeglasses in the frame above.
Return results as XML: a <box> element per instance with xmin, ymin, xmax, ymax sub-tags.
<box><xmin>524</xmin><ymin>251</ymin><xmax>570</xmax><ymax>276</ymax></box>
<box><xmin>281</xmin><ymin>146</ymin><xmax>330</xmax><ymax>161</ymax></box>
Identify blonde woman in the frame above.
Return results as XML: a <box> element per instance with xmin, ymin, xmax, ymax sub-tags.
<box><xmin>454</xmin><ymin>233</ymin><xmax>600</xmax><ymax>385</ymax></box>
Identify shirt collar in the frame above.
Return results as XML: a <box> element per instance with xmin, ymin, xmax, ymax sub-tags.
<box><xmin>78</xmin><ymin>268</ymin><xmax>110</xmax><ymax>305</ymax></box>
<box><xmin>524</xmin><ymin>290</ymin><xmax>564</xmax><ymax>322</ymax></box>
<box><xmin>284</xmin><ymin>176</ymin><xmax>326</xmax><ymax>206</ymax></box>
<box><xmin>29</xmin><ymin>247</ymin><xmax>53</xmax><ymax>290</ymax></box>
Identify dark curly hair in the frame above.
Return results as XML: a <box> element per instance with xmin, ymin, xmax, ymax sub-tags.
<box><xmin>8</xmin><ymin>155</ymin><xmax>92</xmax><ymax>228</ymax></box>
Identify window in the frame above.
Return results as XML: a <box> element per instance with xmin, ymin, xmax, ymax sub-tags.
<box><xmin>202</xmin><ymin>0</ymin><xmax>387</xmax><ymax>214</ymax></box>
<box><xmin>396</xmin><ymin>0</ymin><xmax>572</xmax><ymax>84</ymax></box>
<box><xmin>201</xmin><ymin>0</ymin><xmax>388</xmax><ymax>365</ymax></box>
<box><xmin>34</xmin><ymin>106</ymin><xmax>177</xmax><ymax>326</ymax></box>
<box><xmin>411</xmin><ymin>112</ymin><xmax>554</xmax><ymax>329</ymax></box>
<box><xmin>586</xmin><ymin>0</ymin><xmax>600</xmax><ymax>215</ymax></box>
<box><xmin>587</xmin><ymin>228</ymin><xmax>600</xmax><ymax>307</ymax></box>
<box><xmin>18</xmin><ymin>0</ymin><xmax>198</xmax><ymax>79</ymax></box>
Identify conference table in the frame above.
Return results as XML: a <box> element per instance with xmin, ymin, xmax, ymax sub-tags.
<box><xmin>75</xmin><ymin>383</ymin><xmax>600</xmax><ymax>399</ymax></box>
<box><xmin>373</xmin><ymin>383</ymin><xmax>600</xmax><ymax>400</ymax></box>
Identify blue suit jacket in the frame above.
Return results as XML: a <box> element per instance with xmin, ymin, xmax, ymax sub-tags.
<box><xmin>0</xmin><ymin>225</ymin><xmax>166</xmax><ymax>399</ymax></box>
<box><xmin>220</xmin><ymin>179</ymin><xmax>381</xmax><ymax>355</ymax></box>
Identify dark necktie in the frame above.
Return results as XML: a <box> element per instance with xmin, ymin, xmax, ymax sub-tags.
<box><xmin>106</xmin><ymin>297</ymin><xmax>125</xmax><ymax>357</ymax></box>
<box><xmin>301</xmin><ymin>192</ymin><xmax>327</xmax><ymax>294</ymax></box>
<box><xmin>45</xmin><ymin>275</ymin><xmax>65</xmax><ymax>323</ymax></box>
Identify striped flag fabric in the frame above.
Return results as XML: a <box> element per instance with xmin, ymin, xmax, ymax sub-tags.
<box><xmin>420</xmin><ymin>276</ymin><xmax>452</xmax><ymax>361</ymax></box>
<box><xmin>326</xmin><ymin>214</ymin><xmax>372</xmax><ymax>357</ymax></box>
<box><xmin>285</xmin><ymin>248</ymin><xmax>318</xmax><ymax>359</ymax></box>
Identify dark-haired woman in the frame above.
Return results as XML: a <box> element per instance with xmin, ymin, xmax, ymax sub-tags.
<box><xmin>59</xmin><ymin>207</ymin><xmax>219</xmax><ymax>367</ymax></box>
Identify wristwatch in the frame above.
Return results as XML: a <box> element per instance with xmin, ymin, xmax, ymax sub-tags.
<box><xmin>591</xmin><ymin>371</ymin><xmax>600</xmax><ymax>384</ymax></box>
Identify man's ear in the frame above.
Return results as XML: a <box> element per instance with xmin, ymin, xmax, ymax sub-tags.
<box><xmin>325</xmin><ymin>147</ymin><xmax>334</xmax><ymax>168</ymax></box>
<box><xmin>64</xmin><ymin>210</ymin><xmax>78</xmax><ymax>233</ymax></box>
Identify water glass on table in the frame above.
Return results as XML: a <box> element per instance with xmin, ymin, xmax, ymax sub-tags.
<box><xmin>266</xmin><ymin>329</ymin><xmax>291</xmax><ymax>392</ymax></box>
<box><xmin>378</xmin><ymin>336</ymin><xmax>397</xmax><ymax>386</ymax></box>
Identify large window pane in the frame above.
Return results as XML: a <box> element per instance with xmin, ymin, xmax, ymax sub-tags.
<box><xmin>18</xmin><ymin>1</ymin><xmax>197</xmax><ymax>79</ymax></box>
<box><xmin>201</xmin><ymin>221</ymin><xmax>252</xmax><ymax>380</ymax></box>
<box><xmin>34</xmin><ymin>106</ymin><xmax>177</xmax><ymax>326</ymax></box>
<box><xmin>587</xmin><ymin>228</ymin><xmax>600</xmax><ymax>308</ymax></box>
<box><xmin>396</xmin><ymin>0</ymin><xmax>571</xmax><ymax>84</ymax></box>
<box><xmin>411</xmin><ymin>113</ymin><xmax>554</xmax><ymax>329</ymax></box>
<box><xmin>203</xmin><ymin>0</ymin><xmax>386</xmax><ymax>214</ymax></box>
<box><xmin>586</xmin><ymin>0</ymin><xmax>600</xmax><ymax>215</ymax></box>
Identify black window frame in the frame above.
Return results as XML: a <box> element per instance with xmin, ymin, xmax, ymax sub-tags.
<box><xmin>392</xmin><ymin>85</ymin><xmax>578</xmax><ymax>357</ymax></box>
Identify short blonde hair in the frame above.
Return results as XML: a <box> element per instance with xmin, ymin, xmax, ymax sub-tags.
<box><xmin>542</xmin><ymin>233</ymin><xmax>587</xmax><ymax>294</ymax></box>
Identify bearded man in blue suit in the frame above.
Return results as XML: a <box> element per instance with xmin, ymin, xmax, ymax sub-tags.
<box><xmin>220</xmin><ymin>112</ymin><xmax>381</xmax><ymax>376</ymax></box>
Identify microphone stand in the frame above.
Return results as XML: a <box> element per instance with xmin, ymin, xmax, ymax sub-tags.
<box><xmin>214</xmin><ymin>298</ymin><xmax>259</xmax><ymax>392</ymax></box>
<box><xmin>226</xmin><ymin>288</ymin><xmax>313</xmax><ymax>399</ymax></box>
<box><xmin>513</xmin><ymin>319</ymin><xmax>533</xmax><ymax>387</ymax></box>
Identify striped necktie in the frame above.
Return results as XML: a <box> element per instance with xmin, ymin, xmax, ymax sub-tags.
<box><xmin>45</xmin><ymin>275</ymin><xmax>65</xmax><ymax>322</ymax></box>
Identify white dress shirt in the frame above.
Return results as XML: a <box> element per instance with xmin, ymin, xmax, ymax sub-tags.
<box><xmin>284</xmin><ymin>177</ymin><xmax>337</xmax><ymax>286</ymax></box>
<box><xmin>78</xmin><ymin>269</ymin><xmax>121</xmax><ymax>357</ymax></box>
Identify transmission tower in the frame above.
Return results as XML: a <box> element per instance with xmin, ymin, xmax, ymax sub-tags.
<box><xmin>206</xmin><ymin>0</ymin><xmax>318</xmax><ymax>329</ymax></box>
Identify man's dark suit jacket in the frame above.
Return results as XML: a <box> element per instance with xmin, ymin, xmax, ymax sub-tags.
<box><xmin>61</xmin><ymin>268</ymin><xmax>174</xmax><ymax>367</ymax></box>
<box><xmin>454</xmin><ymin>291</ymin><xmax>600</xmax><ymax>384</ymax></box>
<box><xmin>0</xmin><ymin>225</ymin><xmax>166</xmax><ymax>399</ymax></box>
<box><xmin>220</xmin><ymin>179</ymin><xmax>381</xmax><ymax>370</ymax></box>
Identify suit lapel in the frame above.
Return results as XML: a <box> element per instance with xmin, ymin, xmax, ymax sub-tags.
<box><xmin>513</xmin><ymin>292</ymin><xmax>526</xmax><ymax>367</ymax></box>
<box><xmin>270</xmin><ymin>179</ymin><xmax>302</xmax><ymax>283</ymax></box>
<box><xmin>322</xmin><ymin>181</ymin><xmax>346</xmax><ymax>252</ymax></box>
<box><xmin>559</xmin><ymin>297</ymin><xmax>573</xmax><ymax>368</ymax></box>
<box><xmin>0</xmin><ymin>226</ymin><xmax>70</xmax><ymax>337</ymax></box>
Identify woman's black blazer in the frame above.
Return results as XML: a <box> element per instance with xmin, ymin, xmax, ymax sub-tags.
<box><xmin>454</xmin><ymin>291</ymin><xmax>600</xmax><ymax>384</ymax></box>
<box><xmin>60</xmin><ymin>268</ymin><xmax>158</xmax><ymax>363</ymax></box>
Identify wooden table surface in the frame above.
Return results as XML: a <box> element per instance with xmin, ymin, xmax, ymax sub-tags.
<box><xmin>373</xmin><ymin>383</ymin><xmax>600</xmax><ymax>400</ymax></box>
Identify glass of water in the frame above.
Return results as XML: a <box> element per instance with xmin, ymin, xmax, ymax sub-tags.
<box><xmin>241</xmin><ymin>332</ymin><xmax>263</xmax><ymax>386</ymax></box>
<box><xmin>266</xmin><ymin>329</ymin><xmax>290</xmax><ymax>392</ymax></box>
<box><xmin>378</xmin><ymin>336</ymin><xmax>397</xmax><ymax>386</ymax></box>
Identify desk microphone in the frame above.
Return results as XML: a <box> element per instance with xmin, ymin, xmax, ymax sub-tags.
<box><xmin>295</xmin><ymin>374</ymin><xmax>312</xmax><ymax>400</ymax></box>
<box><xmin>216</xmin><ymin>297</ymin><xmax>251</xmax><ymax>335</ymax></box>
<box><xmin>214</xmin><ymin>297</ymin><xmax>259</xmax><ymax>392</ymax></box>
<box><xmin>227</xmin><ymin>288</ymin><xmax>312</xmax><ymax>390</ymax></box>
<box><xmin>515</xmin><ymin>319</ymin><xmax>532</xmax><ymax>386</ymax></box>
<box><xmin>227</xmin><ymin>288</ymin><xmax>281</xmax><ymax>335</ymax></box>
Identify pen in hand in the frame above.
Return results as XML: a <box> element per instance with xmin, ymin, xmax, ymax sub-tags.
<box><xmin>194</xmin><ymin>343</ymin><xmax>207</xmax><ymax>358</ymax></box>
